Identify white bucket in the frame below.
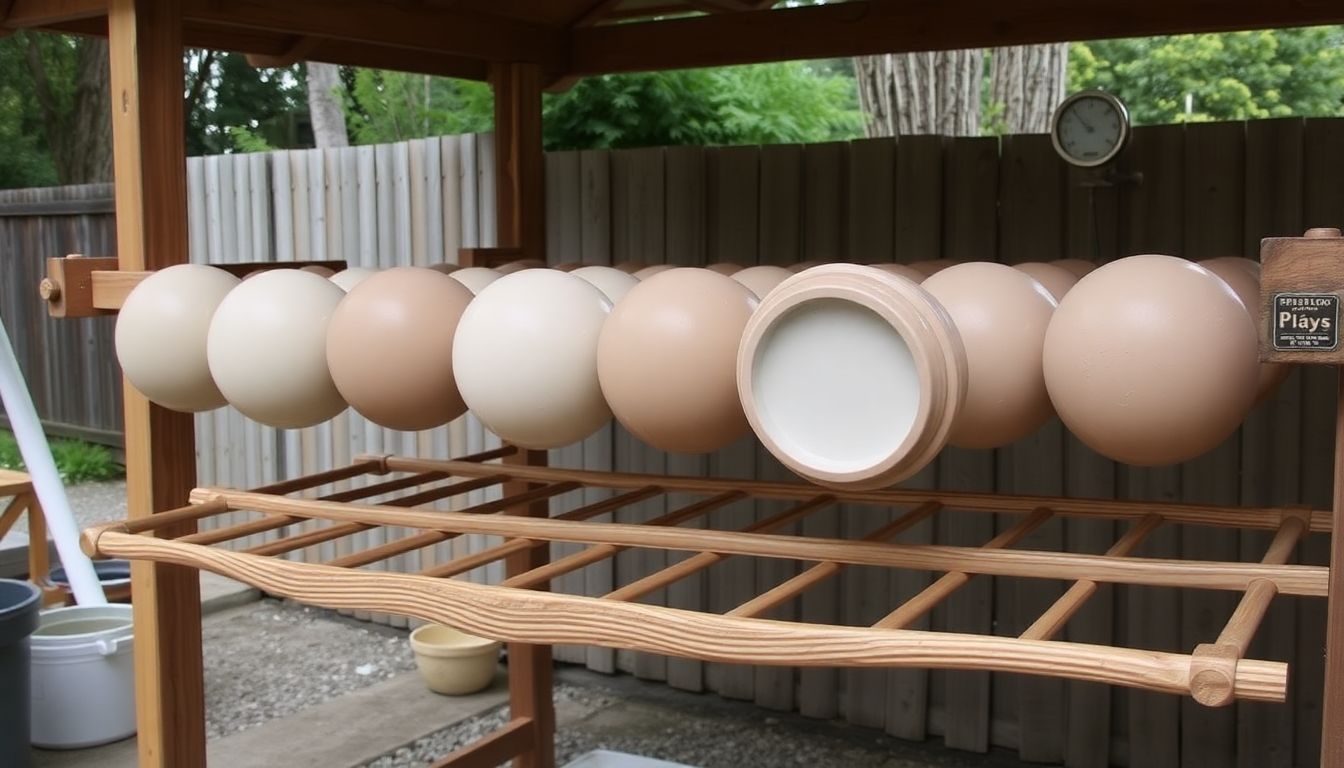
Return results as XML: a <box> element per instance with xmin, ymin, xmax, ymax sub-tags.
<box><xmin>29</xmin><ymin>604</ymin><xmax>136</xmax><ymax>749</ymax></box>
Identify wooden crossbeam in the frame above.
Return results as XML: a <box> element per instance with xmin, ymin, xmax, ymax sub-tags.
<box><xmin>184</xmin><ymin>488</ymin><xmax>1331</xmax><ymax>597</ymax></box>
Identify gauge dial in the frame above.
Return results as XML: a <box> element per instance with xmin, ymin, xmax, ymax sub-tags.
<box><xmin>1050</xmin><ymin>91</ymin><xmax>1130</xmax><ymax>168</ymax></box>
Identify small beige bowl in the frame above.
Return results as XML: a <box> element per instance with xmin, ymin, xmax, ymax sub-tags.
<box><xmin>408</xmin><ymin>624</ymin><xmax>502</xmax><ymax>695</ymax></box>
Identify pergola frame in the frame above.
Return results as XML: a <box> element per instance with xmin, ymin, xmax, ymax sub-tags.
<box><xmin>8</xmin><ymin>1</ymin><xmax>1344</xmax><ymax>767</ymax></box>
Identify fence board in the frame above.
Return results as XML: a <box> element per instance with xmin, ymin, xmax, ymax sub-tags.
<box><xmin>997</xmin><ymin>132</ymin><xmax>1066</xmax><ymax>763</ymax></box>
<box><xmin>1179</xmin><ymin>119</ymin><xmax>1245</xmax><ymax>768</ymax></box>
<box><xmin>705</xmin><ymin>145</ymin><xmax>760</xmax><ymax>701</ymax></box>
<box><xmin>885</xmin><ymin>133</ymin><xmax>943</xmax><ymax>742</ymax></box>
<box><xmin>4</xmin><ymin>121</ymin><xmax>1343</xmax><ymax>768</ymax></box>
<box><xmin>935</xmin><ymin>135</ymin><xmax>1000</xmax><ymax>754</ymax></box>
<box><xmin>790</xmin><ymin>139</ymin><xmax>846</xmax><ymax>722</ymax></box>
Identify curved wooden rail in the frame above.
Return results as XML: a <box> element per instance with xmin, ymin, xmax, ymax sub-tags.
<box><xmin>86</xmin><ymin>527</ymin><xmax>1287</xmax><ymax>705</ymax></box>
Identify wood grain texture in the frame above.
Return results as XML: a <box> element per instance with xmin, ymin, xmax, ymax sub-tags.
<box><xmin>187</xmin><ymin>487</ymin><xmax>1328</xmax><ymax>597</ymax></box>
<box><xmin>108</xmin><ymin>1</ymin><xmax>205</xmax><ymax>766</ymax></box>
<box><xmin>377</xmin><ymin>456</ymin><xmax>1332</xmax><ymax>532</ymax></box>
<box><xmin>89</xmin><ymin>530</ymin><xmax>1290</xmax><ymax>703</ymax></box>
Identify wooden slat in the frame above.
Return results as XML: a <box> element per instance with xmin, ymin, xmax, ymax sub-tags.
<box><xmin>430</xmin><ymin>717</ymin><xmax>534</xmax><ymax>768</ymax></box>
<box><xmin>1179</xmin><ymin>118</ymin><xmax>1245</xmax><ymax>768</ymax></box>
<box><xmin>936</xmin><ymin>134</ymin><xmax>1000</xmax><ymax>754</ymax></box>
<box><xmin>187</xmin><ymin>488</ymin><xmax>1330</xmax><ymax>597</ymax></box>
<box><xmin>379</xmin><ymin>457</ymin><xmax>1333</xmax><ymax>533</ymax></box>
<box><xmin>1020</xmin><ymin>515</ymin><xmax>1164</xmax><ymax>641</ymax></box>
<box><xmin>1117</xmin><ymin>122</ymin><xmax>1186</xmax><ymax>768</ymax></box>
<box><xmin>876</xmin><ymin>509</ymin><xmax>1054</xmax><ymax>630</ymax></box>
<box><xmin>996</xmin><ymin>131</ymin><xmax>1068</xmax><ymax>764</ymax></box>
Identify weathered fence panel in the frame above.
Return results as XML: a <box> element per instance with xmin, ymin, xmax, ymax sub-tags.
<box><xmin>1</xmin><ymin>119</ymin><xmax>1341</xmax><ymax>767</ymax></box>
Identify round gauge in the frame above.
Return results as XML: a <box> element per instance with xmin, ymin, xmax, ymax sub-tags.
<box><xmin>1050</xmin><ymin>90</ymin><xmax>1130</xmax><ymax>168</ymax></box>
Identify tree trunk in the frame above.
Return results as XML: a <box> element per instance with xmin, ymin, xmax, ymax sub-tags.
<box><xmin>854</xmin><ymin>49</ymin><xmax>983</xmax><ymax>138</ymax></box>
<box><xmin>989</xmin><ymin>43</ymin><xmax>1069</xmax><ymax>133</ymax></box>
<box><xmin>24</xmin><ymin>35</ymin><xmax>112</xmax><ymax>183</ymax></box>
<box><xmin>306</xmin><ymin>62</ymin><xmax>349</xmax><ymax>148</ymax></box>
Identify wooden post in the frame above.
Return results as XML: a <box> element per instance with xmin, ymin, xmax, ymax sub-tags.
<box><xmin>492</xmin><ymin>59</ymin><xmax>554</xmax><ymax>768</ymax></box>
<box><xmin>108</xmin><ymin>1</ymin><xmax>206</xmax><ymax>766</ymax></box>
<box><xmin>1259</xmin><ymin>228</ymin><xmax>1344</xmax><ymax>766</ymax></box>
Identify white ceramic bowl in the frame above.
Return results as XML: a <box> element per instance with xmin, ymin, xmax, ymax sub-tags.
<box><xmin>408</xmin><ymin>624</ymin><xmax>502</xmax><ymax>696</ymax></box>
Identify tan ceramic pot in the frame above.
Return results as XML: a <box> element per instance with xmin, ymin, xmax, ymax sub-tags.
<box><xmin>495</xmin><ymin>259</ymin><xmax>545</xmax><ymax>274</ymax></box>
<box><xmin>326</xmin><ymin>267</ymin><xmax>474</xmax><ymax>431</ymax></box>
<box><xmin>1043</xmin><ymin>254</ymin><xmax>1258</xmax><ymax>465</ymax></box>
<box><xmin>1052</xmin><ymin>258</ymin><xmax>1098</xmax><ymax>278</ymax></box>
<box><xmin>1013</xmin><ymin>262</ymin><xmax>1078</xmax><ymax>302</ymax></box>
<box><xmin>1199</xmin><ymin>256</ymin><xmax>1291</xmax><ymax>404</ymax></box>
<box><xmin>598</xmin><ymin>269</ymin><xmax>758</xmax><ymax>453</ymax></box>
<box><xmin>869</xmin><ymin>263</ymin><xmax>927</xmax><ymax>283</ymax></box>
<box><xmin>738</xmin><ymin>264</ymin><xmax>966</xmax><ymax>489</ymax></box>
<box><xmin>731</xmin><ymin>265</ymin><xmax>793</xmax><ymax>300</ymax></box>
<box><xmin>923</xmin><ymin>262</ymin><xmax>1058</xmax><ymax>449</ymax></box>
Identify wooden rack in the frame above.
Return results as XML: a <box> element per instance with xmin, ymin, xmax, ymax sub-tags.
<box><xmin>82</xmin><ymin>447</ymin><xmax>1326</xmax><ymax>713</ymax></box>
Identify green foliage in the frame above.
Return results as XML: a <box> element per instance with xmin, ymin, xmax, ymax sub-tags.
<box><xmin>0</xmin><ymin>35</ymin><xmax>64</xmax><ymax>187</ymax></box>
<box><xmin>344</xmin><ymin>61</ymin><xmax>862</xmax><ymax>149</ymax></box>
<box><xmin>0</xmin><ymin>431</ymin><xmax>123</xmax><ymax>485</ymax></box>
<box><xmin>345</xmin><ymin>69</ymin><xmax>493</xmax><ymax>144</ymax></box>
<box><xmin>186</xmin><ymin>51</ymin><xmax>309</xmax><ymax>155</ymax></box>
<box><xmin>1070</xmin><ymin>26</ymin><xmax>1344</xmax><ymax>124</ymax></box>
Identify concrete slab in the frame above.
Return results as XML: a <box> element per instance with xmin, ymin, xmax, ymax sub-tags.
<box><xmin>200</xmin><ymin>570</ymin><xmax>259</xmax><ymax>615</ymax></box>
<box><xmin>31</xmin><ymin>670</ymin><xmax>508</xmax><ymax>768</ymax></box>
<box><xmin>205</xmin><ymin>668</ymin><xmax>509</xmax><ymax>768</ymax></box>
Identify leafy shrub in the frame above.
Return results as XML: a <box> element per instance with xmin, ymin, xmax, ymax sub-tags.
<box><xmin>0</xmin><ymin>430</ymin><xmax>123</xmax><ymax>484</ymax></box>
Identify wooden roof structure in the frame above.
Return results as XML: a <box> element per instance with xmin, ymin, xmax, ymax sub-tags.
<box><xmin>5</xmin><ymin>0</ymin><xmax>1344</xmax><ymax>83</ymax></box>
<box><xmin>14</xmin><ymin>3</ymin><xmax>1344</xmax><ymax>768</ymax></box>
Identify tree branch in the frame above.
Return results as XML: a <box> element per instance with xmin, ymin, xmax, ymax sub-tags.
<box><xmin>21</xmin><ymin>32</ymin><xmax>64</xmax><ymax>165</ymax></box>
<box><xmin>185</xmin><ymin>49</ymin><xmax>216</xmax><ymax>119</ymax></box>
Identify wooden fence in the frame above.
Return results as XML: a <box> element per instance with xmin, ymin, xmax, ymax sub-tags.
<box><xmin>1</xmin><ymin>119</ymin><xmax>1341</xmax><ymax>767</ymax></box>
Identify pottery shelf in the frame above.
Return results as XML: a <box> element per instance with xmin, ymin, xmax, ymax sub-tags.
<box><xmin>80</xmin><ymin>445</ymin><xmax>1326</xmax><ymax>709</ymax></box>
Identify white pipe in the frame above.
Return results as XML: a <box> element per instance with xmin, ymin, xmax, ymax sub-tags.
<box><xmin>0</xmin><ymin>313</ymin><xmax>106</xmax><ymax>605</ymax></box>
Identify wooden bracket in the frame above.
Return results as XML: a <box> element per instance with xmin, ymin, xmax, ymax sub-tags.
<box><xmin>1260</xmin><ymin>227</ymin><xmax>1344</xmax><ymax>364</ymax></box>
<box><xmin>41</xmin><ymin>255</ymin><xmax>349</xmax><ymax>318</ymax></box>
<box><xmin>245</xmin><ymin>36</ymin><xmax>322</xmax><ymax>68</ymax></box>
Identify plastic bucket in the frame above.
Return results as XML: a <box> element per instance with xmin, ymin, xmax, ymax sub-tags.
<box><xmin>47</xmin><ymin>560</ymin><xmax>133</xmax><ymax>604</ymax></box>
<box><xmin>30</xmin><ymin>604</ymin><xmax>136</xmax><ymax>749</ymax></box>
<box><xmin>0</xmin><ymin>579</ymin><xmax>41</xmax><ymax>768</ymax></box>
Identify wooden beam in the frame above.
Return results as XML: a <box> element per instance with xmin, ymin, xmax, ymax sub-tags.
<box><xmin>243</xmin><ymin>34</ymin><xmax>320</xmax><ymax>68</ymax></box>
<box><xmin>181</xmin><ymin>0</ymin><xmax>566</xmax><ymax>72</ymax></box>
<box><xmin>4</xmin><ymin>0</ymin><xmax>104</xmax><ymax>28</ymax></box>
<box><xmin>491</xmin><ymin>62</ymin><xmax>546</xmax><ymax>261</ymax></box>
<box><xmin>108</xmin><ymin>1</ymin><xmax>205</xmax><ymax>766</ymax></box>
<box><xmin>1324</xmin><ymin>369</ymin><xmax>1344</xmax><ymax>767</ymax></box>
<box><xmin>570</xmin><ymin>0</ymin><xmax>1344</xmax><ymax>75</ymax></box>
<box><xmin>431</xmin><ymin>718</ymin><xmax>535</xmax><ymax>768</ymax></box>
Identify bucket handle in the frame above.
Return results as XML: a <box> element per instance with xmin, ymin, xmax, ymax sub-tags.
<box><xmin>95</xmin><ymin>632</ymin><xmax>133</xmax><ymax>656</ymax></box>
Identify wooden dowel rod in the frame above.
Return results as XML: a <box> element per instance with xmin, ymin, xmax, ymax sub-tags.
<box><xmin>605</xmin><ymin>494</ymin><xmax>839</xmax><ymax>604</ymax></box>
<box><xmin>120</xmin><ymin>498</ymin><xmax>230</xmax><ymax>535</ymax></box>
<box><xmin>502</xmin><ymin>491</ymin><xmax>745</xmax><ymax>589</ymax></box>
<box><xmin>240</xmin><ymin>479</ymin><xmax>563</xmax><ymax>558</ymax></box>
<box><xmin>874</xmin><ymin>508</ymin><xmax>1055</xmax><ymax>629</ymax></box>
<box><xmin>190</xmin><ymin>488</ymin><xmax>1330</xmax><ymax>597</ymax></box>
<box><xmin>250</xmin><ymin>460</ymin><xmax>384</xmax><ymax>496</ymax></box>
<box><xmin>90</xmin><ymin>530</ymin><xmax>1290</xmax><ymax>704</ymax></box>
<box><xmin>383</xmin><ymin>474</ymin><xmax>515</xmax><ymax>508</ymax></box>
<box><xmin>181</xmin><ymin>472</ymin><xmax>449</xmax><ymax>547</ymax></box>
<box><xmin>381</xmin><ymin>456</ymin><xmax>1329</xmax><ymax>532</ymax></box>
<box><xmin>1020</xmin><ymin>514</ymin><xmax>1164</xmax><ymax>641</ymax></box>
<box><xmin>327</xmin><ymin>530</ymin><xmax>452</xmax><ymax>569</ymax></box>
<box><xmin>1215</xmin><ymin>516</ymin><xmax>1309</xmax><ymax>654</ymax></box>
<box><xmin>727</xmin><ymin>501</ymin><xmax>942</xmax><ymax>618</ymax></box>
<box><xmin>0</xmin><ymin>495</ymin><xmax>28</xmax><ymax>539</ymax></box>
<box><xmin>418</xmin><ymin>487</ymin><xmax>663</xmax><ymax>579</ymax></box>
<box><xmin>322</xmin><ymin>471</ymin><xmax>447</xmax><ymax>502</ymax></box>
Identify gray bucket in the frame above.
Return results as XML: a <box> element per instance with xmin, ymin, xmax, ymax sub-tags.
<box><xmin>0</xmin><ymin>579</ymin><xmax>41</xmax><ymax>768</ymax></box>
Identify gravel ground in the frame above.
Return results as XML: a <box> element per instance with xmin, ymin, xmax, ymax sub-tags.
<box><xmin>56</xmin><ymin>478</ymin><xmax>127</xmax><ymax>531</ymax></box>
<box><xmin>203</xmin><ymin>599</ymin><xmax>417</xmax><ymax>739</ymax></box>
<box><xmin>357</xmin><ymin>670</ymin><xmax>1020</xmax><ymax>768</ymax></box>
